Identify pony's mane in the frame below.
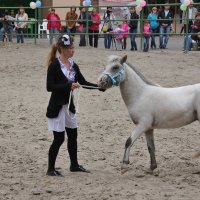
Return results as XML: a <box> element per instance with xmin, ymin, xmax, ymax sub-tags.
<box><xmin>125</xmin><ymin>62</ymin><xmax>158</xmax><ymax>86</ymax></box>
<box><xmin>108</xmin><ymin>55</ymin><xmax>158</xmax><ymax>87</ymax></box>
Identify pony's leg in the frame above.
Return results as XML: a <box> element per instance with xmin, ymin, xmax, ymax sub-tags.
<box><xmin>145</xmin><ymin>129</ymin><xmax>157</xmax><ymax>171</ymax></box>
<box><xmin>122</xmin><ymin>125</ymin><xmax>148</xmax><ymax>167</ymax></box>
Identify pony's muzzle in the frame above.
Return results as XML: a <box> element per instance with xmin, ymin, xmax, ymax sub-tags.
<box><xmin>97</xmin><ymin>75</ymin><xmax>112</xmax><ymax>89</ymax></box>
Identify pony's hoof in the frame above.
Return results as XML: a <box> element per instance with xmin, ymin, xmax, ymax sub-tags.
<box><xmin>145</xmin><ymin>168</ymin><xmax>153</xmax><ymax>174</ymax></box>
<box><xmin>153</xmin><ymin>169</ymin><xmax>159</xmax><ymax>176</ymax></box>
<box><xmin>121</xmin><ymin>164</ymin><xmax>130</xmax><ymax>174</ymax></box>
<box><xmin>145</xmin><ymin>168</ymin><xmax>159</xmax><ymax>176</ymax></box>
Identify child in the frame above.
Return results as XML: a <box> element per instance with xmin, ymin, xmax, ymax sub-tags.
<box><xmin>111</xmin><ymin>24</ymin><xmax>124</xmax><ymax>51</ymax></box>
<box><xmin>121</xmin><ymin>17</ymin><xmax>129</xmax><ymax>50</ymax></box>
<box><xmin>143</xmin><ymin>20</ymin><xmax>151</xmax><ymax>52</ymax></box>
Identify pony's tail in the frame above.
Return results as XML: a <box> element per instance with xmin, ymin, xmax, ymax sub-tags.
<box><xmin>192</xmin><ymin>152</ymin><xmax>200</xmax><ymax>158</ymax></box>
<box><xmin>47</xmin><ymin>44</ymin><xmax>58</xmax><ymax>67</ymax></box>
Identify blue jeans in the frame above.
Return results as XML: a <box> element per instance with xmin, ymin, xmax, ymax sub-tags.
<box><xmin>104</xmin><ymin>33</ymin><xmax>112</xmax><ymax>49</ymax></box>
<box><xmin>143</xmin><ymin>36</ymin><xmax>150</xmax><ymax>51</ymax></box>
<box><xmin>0</xmin><ymin>27</ymin><xmax>4</xmax><ymax>41</ymax></box>
<box><xmin>16</xmin><ymin>28</ymin><xmax>24</xmax><ymax>43</ymax></box>
<box><xmin>129</xmin><ymin>28</ymin><xmax>137</xmax><ymax>50</ymax></box>
<box><xmin>151</xmin><ymin>28</ymin><xmax>157</xmax><ymax>48</ymax></box>
<box><xmin>183</xmin><ymin>34</ymin><xmax>192</xmax><ymax>51</ymax></box>
<box><xmin>49</xmin><ymin>28</ymin><xmax>58</xmax><ymax>45</ymax></box>
<box><xmin>159</xmin><ymin>25</ymin><xmax>171</xmax><ymax>49</ymax></box>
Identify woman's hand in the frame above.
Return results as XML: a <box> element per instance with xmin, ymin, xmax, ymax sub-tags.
<box><xmin>71</xmin><ymin>83</ymin><xmax>80</xmax><ymax>90</ymax></box>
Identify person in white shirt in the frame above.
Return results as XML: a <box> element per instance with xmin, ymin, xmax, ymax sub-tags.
<box><xmin>181</xmin><ymin>1</ymin><xmax>197</xmax><ymax>33</ymax></box>
<box><xmin>14</xmin><ymin>6</ymin><xmax>28</xmax><ymax>43</ymax></box>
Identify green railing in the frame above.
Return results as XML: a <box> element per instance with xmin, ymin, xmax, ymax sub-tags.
<box><xmin>0</xmin><ymin>3</ymin><xmax>199</xmax><ymax>52</ymax></box>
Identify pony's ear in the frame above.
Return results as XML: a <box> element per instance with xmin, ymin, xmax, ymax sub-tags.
<box><xmin>120</xmin><ymin>55</ymin><xmax>127</xmax><ymax>64</ymax></box>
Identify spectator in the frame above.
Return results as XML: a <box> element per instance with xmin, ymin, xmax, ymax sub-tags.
<box><xmin>129</xmin><ymin>7</ymin><xmax>139</xmax><ymax>51</ymax></box>
<box><xmin>121</xmin><ymin>17</ymin><xmax>129</xmax><ymax>50</ymax></box>
<box><xmin>148</xmin><ymin>7</ymin><xmax>159</xmax><ymax>49</ymax></box>
<box><xmin>15</xmin><ymin>7</ymin><xmax>28</xmax><ymax>44</ymax></box>
<box><xmin>77</xmin><ymin>7</ymin><xmax>92</xmax><ymax>47</ymax></box>
<box><xmin>0</xmin><ymin>11</ymin><xmax>15</xmax><ymax>42</ymax></box>
<box><xmin>191</xmin><ymin>12</ymin><xmax>200</xmax><ymax>43</ymax></box>
<box><xmin>158</xmin><ymin>4</ymin><xmax>173</xmax><ymax>49</ymax></box>
<box><xmin>102</xmin><ymin>6</ymin><xmax>116</xmax><ymax>49</ymax></box>
<box><xmin>143</xmin><ymin>20</ymin><xmax>151</xmax><ymax>52</ymax></box>
<box><xmin>183</xmin><ymin>12</ymin><xmax>200</xmax><ymax>52</ymax></box>
<box><xmin>181</xmin><ymin>0</ymin><xmax>197</xmax><ymax>34</ymax></box>
<box><xmin>111</xmin><ymin>23</ymin><xmax>124</xmax><ymax>51</ymax></box>
<box><xmin>65</xmin><ymin>7</ymin><xmax>78</xmax><ymax>36</ymax></box>
<box><xmin>89</xmin><ymin>8</ymin><xmax>101</xmax><ymax>48</ymax></box>
<box><xmin>46</xmin><ymin>8</ymin><xmax>61</xmax><ymax>45</ymax></box>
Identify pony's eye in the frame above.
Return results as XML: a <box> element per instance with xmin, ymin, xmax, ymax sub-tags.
<box><xmin>113</xmin><ymin>66</ymin><xmax>119</xmax><ymax>70</ymax></box>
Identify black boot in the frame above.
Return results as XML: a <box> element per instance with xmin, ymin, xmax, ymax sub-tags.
<box><xmin>66</xmin><ymin>128</ymin><xmax>90</xmax><ymax>173</ymax></box>
<box><xmin>46</xmin><ymin>131</ymin><xmax>64</xmax><ymax>177</ymax></box>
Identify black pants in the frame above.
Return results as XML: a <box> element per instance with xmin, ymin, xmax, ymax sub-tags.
<box><xmin>89</xmin><ymin>29</ymin><xmax>99</xmax><ymax>48</ymax></box>
<box><xmin>47</xmin><ymin>128</ymin><xmax>78</xmax><ymax>171</ymax></box>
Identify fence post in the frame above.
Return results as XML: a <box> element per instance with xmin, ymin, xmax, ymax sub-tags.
<box><xmin>34</xmin><ymin>8</ymin><xmax>37</xmax><ymax>44</ymax></box>
<box><xmin>86</xmin><ymin>7</ymin><xmax>89</xmax><ymax>46</ymax></box>
<box><xmin>140</xmin><ymin>9</ymin><xmax>144</xmax><ymax>51</ymax></box>
<box><xmin>185</xmin><ymin>7</ymin><xmax>189</xmax><ymax>53</ymax></box>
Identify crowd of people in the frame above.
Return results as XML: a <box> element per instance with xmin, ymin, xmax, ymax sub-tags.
<box><xmin>0</xmin><ymin>3</ymin><xmax>200</xmax><ymax>51</ymax></box>
<box><xmin>0</xmin><ymin>6</ymin><xmax>28</xmax><ymax>43</ymax></box>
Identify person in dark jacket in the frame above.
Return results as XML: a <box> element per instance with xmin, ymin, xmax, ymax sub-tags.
<box><xmin>158</xmin><ymin>4</ymin><xmax>173</xmax><ymax>49</ymax></box>
<box><xmin>46</xmin><ymin>34</ymin><xmax>102</xmax><ymax>176</ymax></box>
<box><xmin>77</xmin><ymin>7</ymin><xmax>92</xmax><ymax>46</ymax></box>
<box><xmin>129</xmin><ymin>7</ymin><xmax>139</xmax><ymax>51</ymax></box>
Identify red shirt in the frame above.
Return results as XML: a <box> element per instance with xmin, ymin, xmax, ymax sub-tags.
<box><xmin>89</xmin><ymin>13</ymin><xmax>101</xmax><ymax>31</ymax></box>
<box><xmin>46</xmin><ymin>13</ymin><xmax>61</xmax><ymax>31</ymax></box>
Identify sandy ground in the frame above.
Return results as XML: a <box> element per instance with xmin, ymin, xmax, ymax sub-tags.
<box><xmin>0</xmin><ymin>38</ymin><xmax>200</xmax><ymax>200</ymax></box>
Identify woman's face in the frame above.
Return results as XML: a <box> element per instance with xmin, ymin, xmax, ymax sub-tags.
<box><xmin>19</xmin><ymin>8</ymin><xmax>24</xmax><ymax>13</ymax></box>
<box><xmin>61</xmin><ymin>45</ymin><xmax>75</xmax><ymax>59</ymax></box>
<box><xmin>71</xmin><ymin>8</ymin><xmax>76</xmax><ymax>13</ymax></box>
<box><xmin>93</xmin><ymin>8</ymin><xmax>97</xmax><ymax>14</ymax></box>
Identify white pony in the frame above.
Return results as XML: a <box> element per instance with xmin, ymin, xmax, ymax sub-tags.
<box><xmin>97</xmin><ymin>55</ymin><xmax>200</xmax><ymax>172</ymax></box>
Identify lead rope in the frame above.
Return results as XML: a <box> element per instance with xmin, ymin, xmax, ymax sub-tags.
<box><xmin>67</xmin><ymin>85</ymin><xmax>100</xmax><ymax>119</ymax></box>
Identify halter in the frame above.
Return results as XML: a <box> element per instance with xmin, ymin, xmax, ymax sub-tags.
<box><xmin>103</xmin><ymin>65</ymin><xmax>125</xmax><ymax>86</ymax></box>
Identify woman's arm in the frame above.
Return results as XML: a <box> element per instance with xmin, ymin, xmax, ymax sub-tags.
<box><xmin>47</xmin><ymin>63</ymin><xmax>72</xmax><ymax>92</ymax></box>
<box><xmin>76</xmin><ymin>67</ymin><xmax>98</xmax><ymax>89</ymax></box>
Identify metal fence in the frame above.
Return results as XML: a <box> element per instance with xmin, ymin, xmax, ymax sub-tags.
<box><xmin>0</xmin><ymin>3</ymin><xmax>199</xmax><ymax>51</ymax></box>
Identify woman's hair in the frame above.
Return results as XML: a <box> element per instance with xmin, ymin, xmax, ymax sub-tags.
<box><xmin>47</xmin><ymin>34</ymin><xmax>74</xmax><ymax>66</ymax></box>
<box><xmin>70</xmin><ymin>7</ymin><xmax>76</xmax><ymax>12</ymax></box>
<box><xmin>18</xmin><ymin>7</ymin><xmax>25</xmax><ymax>15</ymax></box>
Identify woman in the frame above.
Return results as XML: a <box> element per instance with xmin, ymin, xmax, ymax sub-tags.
<box><xmin>129</xmin><ymin>7</ymin><xmax>139</xmax><ymax>51</ymax></box>
<box><xmin>103</xmin><ymin>6</ymin><xmax>116</xmax><ymax>49</ymax></box>
<box><xmin>15</xmin><ymin>7</ymin><xmax>28</xmax><ymax>43</ymax></box>
<box><xmin>89</xmin><ymin>8</ymin><xmax>101</xmax><ymax>48</ymax></box>
<box><xmin>147</xmin><ymin>7</ymin><xmax>159</xmax><ymax>49</ymax></box>
<box><xmin>77</xmin><ymin>7</ymin><xmax>92</xmax><ymax>47</ymax></box>
<box><xmin>46</xmin><ymin>8</ymin><xmax>61</xmax><ymax>45</ymax></box>
<box><xmin>46</xmin><ymin>34</ymin><xmax>102</xmax><ymax>176</ymax></box>
<box><xmin>65</xmin><ymin>7</ymin><xmax>78</xmax><ymax>36</ymax></box>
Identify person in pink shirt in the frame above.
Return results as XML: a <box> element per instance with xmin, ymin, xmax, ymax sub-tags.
<box><xmin>46</xmin><ymin>8</ymin><xmax>61</xmax><ymax>45</ymax></box>
<box><xmin>143</xmin><ymin>20</ymin><xmax>151</xmax><ymax>52</ymax></box>
<box><xmin>121</xmin><ymin>17</ymin><xmax>129</xmax><ymax>50</ymax></box>
<box><xmin>111</xmin><ymin>24</ymin><xmax>124</xmax><ymax>51</ymax></box>
<box><xmin>89</xmin><ymin>8</ymin><xmax>101</xmax><ymax>48</ymax></box>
